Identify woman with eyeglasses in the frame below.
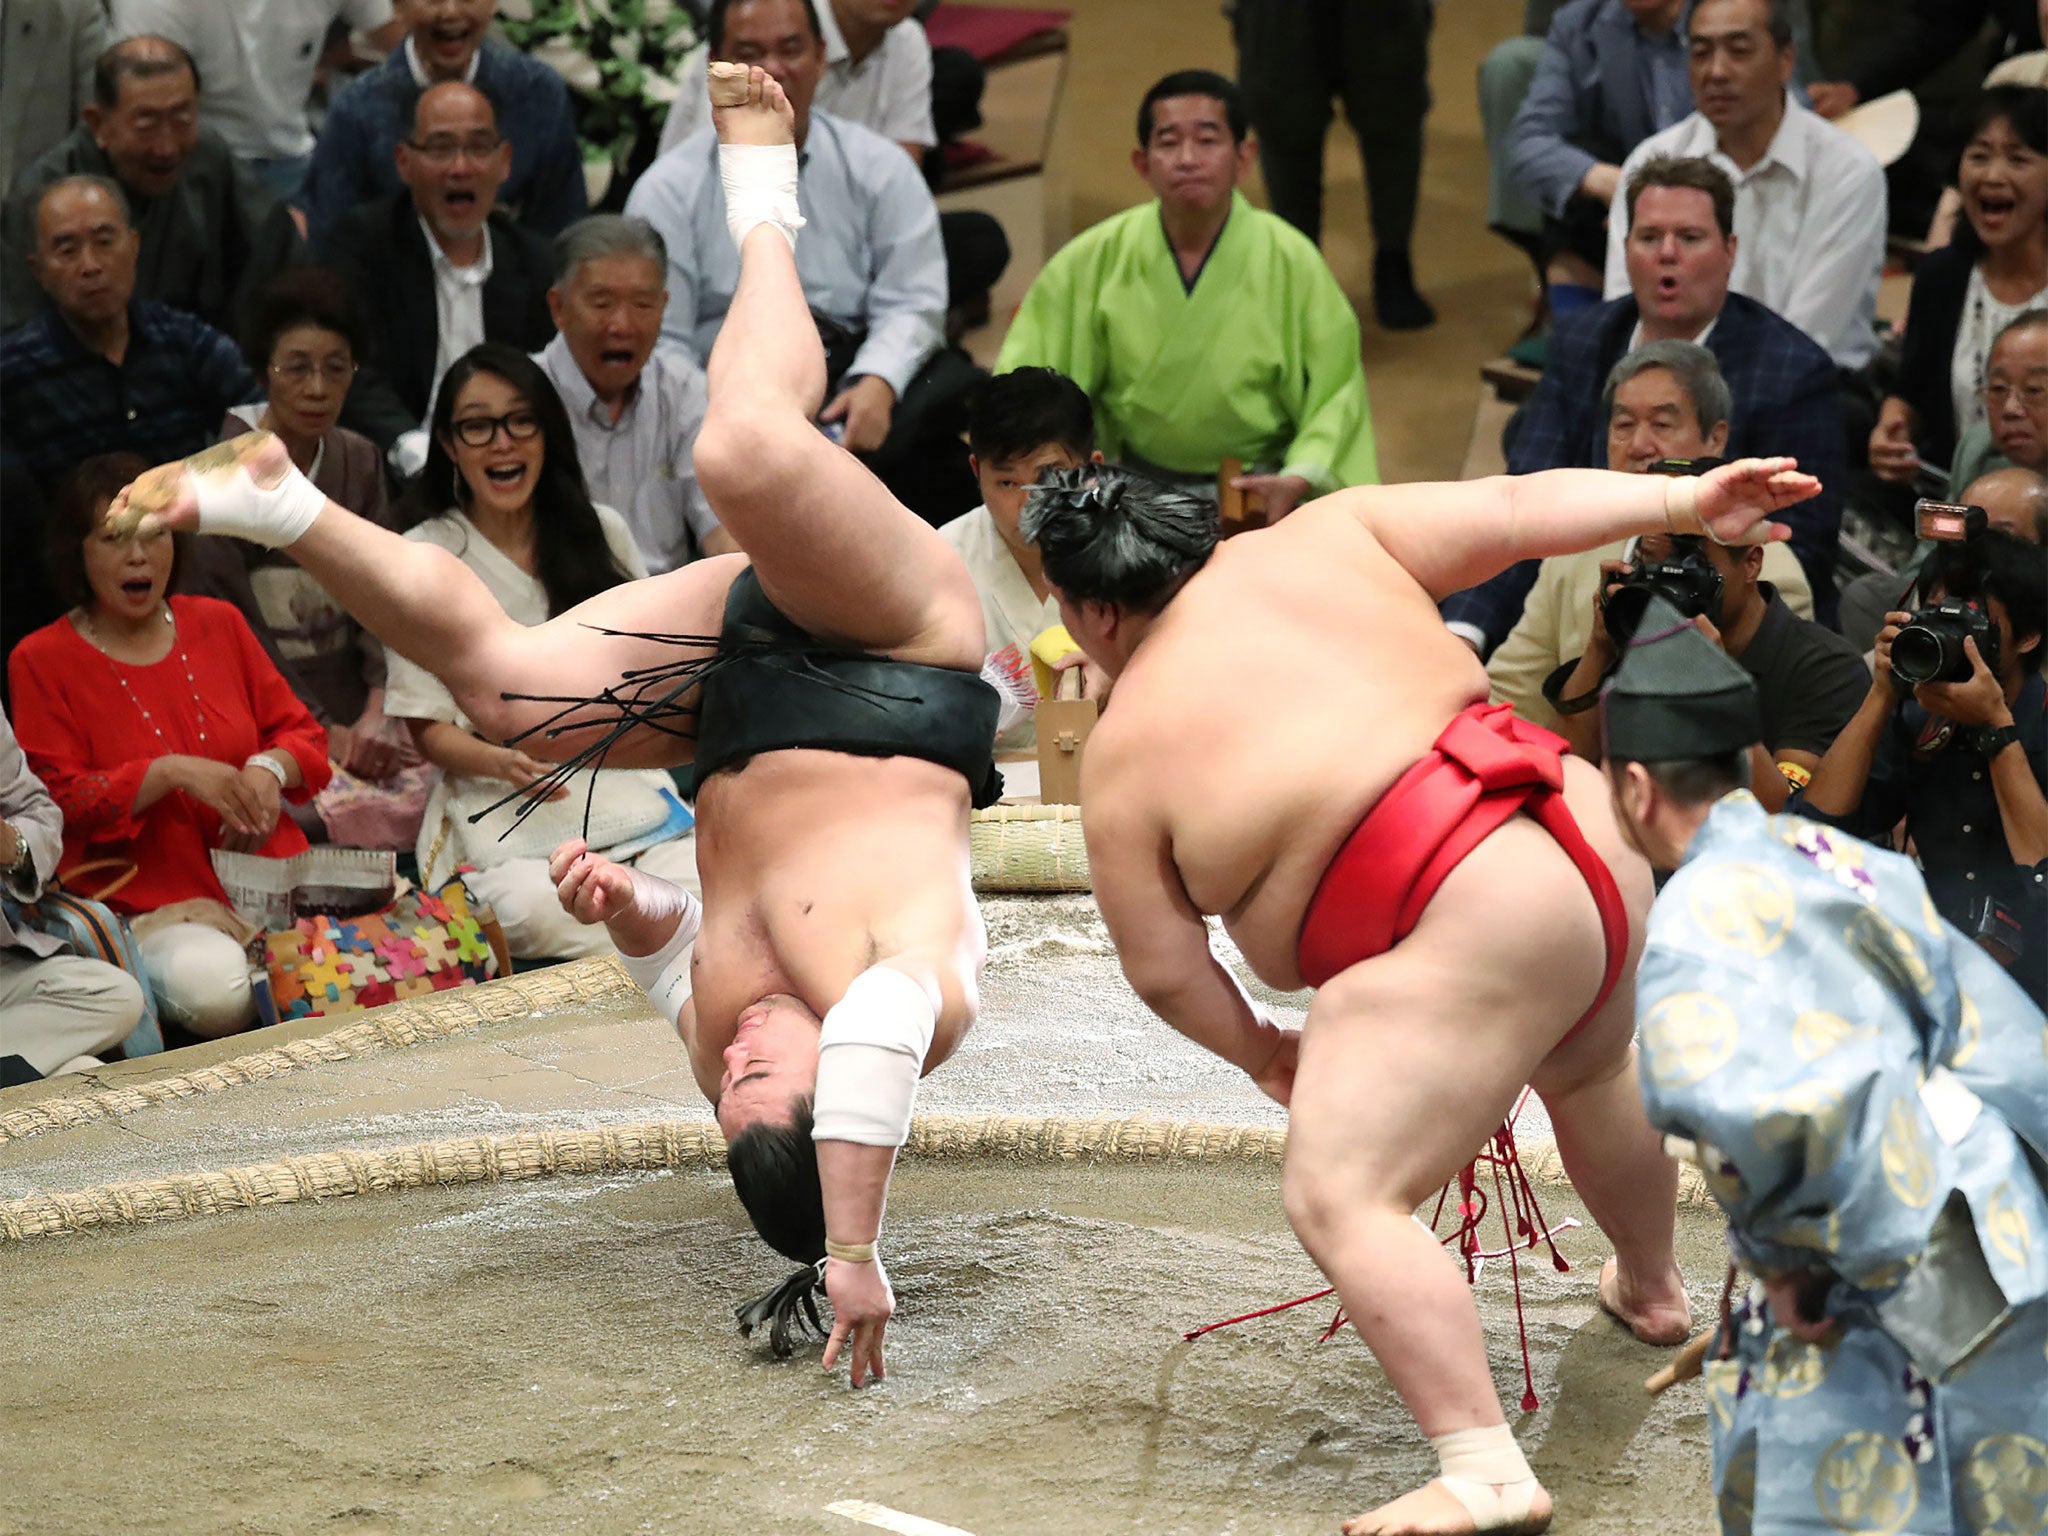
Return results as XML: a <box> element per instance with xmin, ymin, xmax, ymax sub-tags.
<box><xmin>381</xmin><ymin>342</ymin><xmax>700</xmax><ymax>958</ymax></box>
<box><xmin>181</xmin><ymin>268</ymin><xmax>430</xmax><ymax>851</ymax></box>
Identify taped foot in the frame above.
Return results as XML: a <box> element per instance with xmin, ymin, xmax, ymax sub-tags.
<box><xmin>1598</xmin><ymin>1255</ymin><xmax>1694</xmax><ymax>1345</ymax></box>
<box><xmin>1341</xmin><ymin>1477</ymin><xmax>1553</xmax><ymax>1535</ymax></box>
<box><xmin>109</xmin><ymin>432</ymin><xmax>324</xmax><ymax>548</ymax></box>
<box><xmin>711</xmin><ymin>63</ymin><xmax>804</xmax><ymax>252</ymax></box>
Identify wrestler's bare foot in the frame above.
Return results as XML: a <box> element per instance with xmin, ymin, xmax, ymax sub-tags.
<box><xmin>107</xmin><ymin>431</ymin><xmax>297</xmax><ymax>539</ymax></box>
<box><xmin>1342</xmin><ymin>1478</ymin><xmax>1554</xmax><ymax>1536</ymax></box>
<box><xmin>709</xmin><ymin>63</ymin><xmax>794</xmax><ymax>144</ymax></box>
<box><xmin>1597</xmin><ymin>1255</ymin><xmax>1693</xmax><ymax>1345</ymax></box>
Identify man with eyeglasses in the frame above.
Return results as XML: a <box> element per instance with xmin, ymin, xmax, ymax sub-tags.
<box><xmin>320</xmin><ymin>80</ymin><xmax>556</xmax><ymax>476</ymax></box>
<box><xmin>1952</xmin><ymin>309</ymin><xmax>2048</xmax><ymax>491</ymax></box>
<box><xmin>302</xmin><ymin>0</ymin><xmax>586</xmax><ymax>249</ymax></box>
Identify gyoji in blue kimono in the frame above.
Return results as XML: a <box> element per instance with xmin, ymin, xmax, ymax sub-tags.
<box><xmin>1600</xmin><ymin>595</ymin><xmax>2048</xmax><ymax>1536</ymax></box>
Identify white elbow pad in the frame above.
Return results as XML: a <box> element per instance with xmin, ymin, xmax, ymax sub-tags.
<box><xmin>810</xmin><ymin>966</ymin><xmax>937</xmax><ymax>1148</ymax></box>
<box><xmin>614</xmin><ymin>900</ymin><xmax>698</xmax><ymax>1026</ymax></box>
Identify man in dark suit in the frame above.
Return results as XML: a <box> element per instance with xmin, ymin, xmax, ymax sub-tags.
<box><xmin>1443</xmin><ymin>153</ymin><xmax>1844</xmax><ymax>653</ymax></box>
<box><xmin>319</xmin><ymin>80</ymin><xmax>554</xmax><ymax>475</ymax></box>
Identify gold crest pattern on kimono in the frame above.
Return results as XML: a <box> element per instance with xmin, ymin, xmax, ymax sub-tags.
<box><xmin>1637</xmin><ymin>794</ymin><xmax>2048</xmax><ymax>1535</ymax></box>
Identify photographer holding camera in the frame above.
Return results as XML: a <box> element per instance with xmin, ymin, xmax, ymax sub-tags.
<box><xmin>1795</xmin><ymin>521</ymin><xmax>2048</xmax><ymax>1004</ymax></box>
<box><xmin>1545</xmin><ymin>520</ymin><xmax>1868</xmax><ymax>810</ymax></box>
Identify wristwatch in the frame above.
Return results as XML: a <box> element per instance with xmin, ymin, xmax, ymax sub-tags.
<box><xmin>1969</xmin><ymin>723</ymin><xmax>2021</xmax><ymax>758</ymax></box>
<box><xmin>2</xmin><ymin>819</ymin><xmax>33</xmax><ymax>889</ymax></box>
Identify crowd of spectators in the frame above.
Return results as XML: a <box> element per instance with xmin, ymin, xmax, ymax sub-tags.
<box><xmin>0</xmin><ymin>0</ymin><xmax>2042</xmax><ymax>1054</ymax></box>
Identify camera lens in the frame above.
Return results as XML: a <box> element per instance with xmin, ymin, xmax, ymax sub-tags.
<box><xmin>1603</xmin><ymin>583</ymin><xmax>1652</xmax><ymax>648</ymax></box>
<box><xmin>1890</xmin><ymin>624</ymin><xmax>1950</xmax><ymax>688</ymax></box>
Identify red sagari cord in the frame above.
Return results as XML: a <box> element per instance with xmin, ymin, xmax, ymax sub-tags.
<box><xmin>1182</xmin><ymin>1091</ymin><xmax>1579</xmax><ymax>1412</ymax></box>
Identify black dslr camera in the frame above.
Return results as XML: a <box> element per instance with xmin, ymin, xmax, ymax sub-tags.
<box><xmin>1891</xmin><ymin>501</ymin><xmax>2002</xmax><ymax>689</ymax></box>
<box><xmin>1598</xmin><ymin>458</ymin><xmax>1730</xmax><ymax>647</ymax></box>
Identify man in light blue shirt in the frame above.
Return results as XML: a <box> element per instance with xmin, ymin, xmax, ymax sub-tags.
<box><xmin>624</xmin><ymin>0</ymin><xmax>972</xmax><ymax>525</ymax></box>
<box><xmin>534</xmin><ymin>214</ymin><xmax>731</xmax><ymax>575</ymax></box>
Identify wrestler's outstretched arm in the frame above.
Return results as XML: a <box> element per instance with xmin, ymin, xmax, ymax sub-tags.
<box><xmin>1086</xmin><ymin>793</ymin><xmax>1298</xmax><ymax>1104</ymax></box>
<box><xmin>1330</xmin><ymin>456</ymin><xmax>1820</xmax><ymax>602</ymax></box>
<box><xmin>106</xmin><ymin>434</ymin><xmax>742</xmax><ymax>767</ymax></box>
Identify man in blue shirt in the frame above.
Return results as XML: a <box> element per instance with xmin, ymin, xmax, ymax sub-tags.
<box><xmin>0</xmin><ymin>175</ymin><xmax>256</xmax><ymax>495</ymax></box>
<box><xmin>626</xmin><ymin>0</ymin><xmax>971</xmax><ymax>525</ymax></box>
<box><xmin>300</xmin><ymin>0</ymin><xmax>587</xmax><ymax>247</ymax></box>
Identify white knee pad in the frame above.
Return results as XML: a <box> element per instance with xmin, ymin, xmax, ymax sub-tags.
<box><xmin>192</xmin><ymin>452</ymin><xmax>328</xmax><ymax>547</ymax></box>
<box><xmin>719</xmin><ymin>142</ymin><xmax>805</xmax><ymax>254</ymax></box>
<box><xmin>810</xmin><ymin>967</ymin><xmax>936</xmax><ymax>1148</ymax></box>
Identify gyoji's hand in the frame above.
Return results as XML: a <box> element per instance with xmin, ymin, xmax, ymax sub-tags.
<box><xmin>549</xmin><ymin>839</ymin><xmax>640</xmax><ymax>926</ymax></box>
<box><xmin>1689</xmin><ymin>458</ymin><xmax>1818</xmax><ymax>546</ymax></box>
<box><xmin>822</xmin><ymin>1254</ymin><xmax>894</xmax><ymax>1387</ymax></box>
<box><xmin>1915</xmin><ymin>637</ymin><xmax>2012</xmax><ymax>728</ymax></box>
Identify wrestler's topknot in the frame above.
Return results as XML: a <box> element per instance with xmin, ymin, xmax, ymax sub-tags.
<box><xmin>1022</xmin><ymin>465</ymin><xmax>1218</xmax><ymax>612</ymax></box>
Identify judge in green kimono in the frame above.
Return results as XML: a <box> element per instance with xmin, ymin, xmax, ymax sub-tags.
<box><xmin>1602</xmin><ymin>598</ymin><xmax>2048</xmax><ymax>1536</ymax></box>
<box><xmin>994</xmin><ymin>69</ymin><xmax>1377</xmax><ymax>521</ymax></box>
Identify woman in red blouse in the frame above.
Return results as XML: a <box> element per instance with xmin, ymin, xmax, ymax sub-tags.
<box><xmin>8</xmin><ymin>454</ymin><xmax>332</xmax><ymax>1037</ymax></box>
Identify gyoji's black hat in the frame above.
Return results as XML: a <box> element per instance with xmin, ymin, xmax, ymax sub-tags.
<box><xmin>1604</xmin><ymin>595</ymin><xmax>1763</xmax><ymax>762</ymax></box>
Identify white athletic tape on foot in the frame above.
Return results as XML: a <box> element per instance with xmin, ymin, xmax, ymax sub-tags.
<box><xmin>193</xmin><ymin>459</ymin><xmax>327</xmax><ymax>548</ymax></box>
<box><xmin>825</xmin><ymin>1500</ymin><xmax>975</xmax><ymax>1536</ymax></box>
<box><xmin>1432</xmin><ymin>1425</ymin><xmax>1540</xmax><ymax>1532</ymax></box>
<box><xmin>720</xmin><ymin>141</ymin><xmax>804</xmax><ymax>253</ymax></box>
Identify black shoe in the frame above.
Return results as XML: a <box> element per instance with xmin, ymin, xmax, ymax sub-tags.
<box><xmin>1373</xmin><ymin>250</ymin><xmax>1436</xmax><ymax>330</ymax></box>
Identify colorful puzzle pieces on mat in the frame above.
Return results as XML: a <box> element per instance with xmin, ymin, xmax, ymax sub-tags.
<box><xmin>263</xmin><ymin>880</ymin><xmax>500</xmax><ymax>1021</ymax></box>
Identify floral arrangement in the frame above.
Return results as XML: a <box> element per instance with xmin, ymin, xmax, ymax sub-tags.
<box><xmin>499</xmin><ymin>0</ymin><xmax>702</xmax><ymax>190</ymax></box>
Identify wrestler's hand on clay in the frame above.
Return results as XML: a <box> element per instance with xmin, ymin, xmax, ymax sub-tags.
<box><xmin>822</xmin><ymin>1255</ymin><xmax>894</xmax><ymax>1388</ymax></box>
<box><xmin>1687</xmin><ymin>457</ymin><xmax>1821</xmax><ymax>546</ymax></box>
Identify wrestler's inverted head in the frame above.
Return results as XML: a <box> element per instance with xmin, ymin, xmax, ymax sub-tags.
<box><xmin>1022</xmin><ymin>466</ymin><xmax>1218</xmax><ymax>677</ymax></box>
<box><xmin>719</xmin><ymin>994</ymin><xmax>827</xmax><ymax>1264</ymax></box>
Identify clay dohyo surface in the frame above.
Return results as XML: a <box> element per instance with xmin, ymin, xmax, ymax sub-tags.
<box><xmin>0</xmin><ymin>894</ymin><xmax>1707</xmax><ymax>1534</ymax></box>
<box><xmin>0</xmin><ymin>1160</ymin><xmax>1723</xmax><ymax>1536</ymax></box>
